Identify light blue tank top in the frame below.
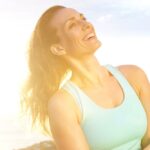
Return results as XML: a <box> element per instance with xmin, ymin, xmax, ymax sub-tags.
<box><xmin>62</xmin><ymin>64</ymin><xmax>147</xmax><ymax>150</ymax></box>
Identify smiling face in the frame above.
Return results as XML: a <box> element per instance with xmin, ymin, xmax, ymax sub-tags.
<box><xmin>50</xmin><ymin>7</ymin><xmax>101</xmax><ymax>58</ymax></box>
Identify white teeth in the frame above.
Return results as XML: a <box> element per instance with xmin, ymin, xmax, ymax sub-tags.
<box><xmin>86</xmin><ymin>33</ymin><xmax>95</xmax><ymax>40</ymax></box>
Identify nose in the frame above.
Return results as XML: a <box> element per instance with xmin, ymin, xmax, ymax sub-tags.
<box><xmin>82</xmin><ymin>21</ymin><xmax>93</xmax><ymax>31</ymax></box>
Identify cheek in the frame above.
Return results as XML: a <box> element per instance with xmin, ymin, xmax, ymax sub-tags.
<box><xmin>61</xmin><ymin>30</ymin><xmax>86</xmax><ymax>50</ymax></box>
<box><xmin>64</xmin><ymin>39</ymin><xmax>84</xmax><ymax>55</ymax></box>
<box><xmin>67</xmin><ymin>29</ymin><xmax>83</xmax><ymax>41</ymax></box>
<box><xmin>65</xmin><ymin>34</ymin><xmax>81</xmax><ymax>46</ymax></box>
<box><xmin>71</xmin><ymin>38</ymin><xmax>86</xmax><ymax>50</ymax></box>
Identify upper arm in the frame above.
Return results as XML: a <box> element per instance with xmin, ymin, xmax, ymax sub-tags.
<box><xmin>137</xmin><ymin>67</ymin><xmax>150</xmax><ymax>147</ymax></box>
<box><xmin>48</xmin><ymin>91</ymin><xmax>89</xmax><ymax>150</ymax></box>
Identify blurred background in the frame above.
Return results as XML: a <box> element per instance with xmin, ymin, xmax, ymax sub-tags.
<box><xmin>0</xmin><ymin>0</ymin><xmax>150</xmax><ymax>149</ymax></box>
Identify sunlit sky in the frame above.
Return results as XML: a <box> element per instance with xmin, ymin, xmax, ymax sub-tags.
<box><xmin>0</xmin><ymin>0</ymin><xmax>150</xmax><ymax>117</ymax></box>
<box><xmin>0</xmin><ymin>0</ymin><xmax>150</xmax><ymax>149</ymax></box>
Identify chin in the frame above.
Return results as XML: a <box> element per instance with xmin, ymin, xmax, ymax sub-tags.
<box><xmin>97</xmin><ymin>39</ymin><xmax>102</xmax><ymax>47</ymax></box>
<box><xmin>92</xmin><ymin>40</ymin><xmax>102</xmax><ymax>51</ymax></box>
<box><xmin>88</xmin><ymin>46</ymin><xmax>101</xmax><ymax>55</ymax></box>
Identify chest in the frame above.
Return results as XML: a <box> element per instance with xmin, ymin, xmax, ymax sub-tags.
<box><xmin>78</xmin><ymin>79</ymin><xmax>147</xmax><ymax>150</ymax></box>
<box><xmin>82</xmin><ymin>77</ymin><xmax>124</xmax><ymax>109</ymax></box>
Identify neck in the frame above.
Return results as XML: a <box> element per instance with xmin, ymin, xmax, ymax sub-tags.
<box><xmin>66</xmin><ymin>55</ymin><xmax>111</xmax><ymax>88</ymax></box>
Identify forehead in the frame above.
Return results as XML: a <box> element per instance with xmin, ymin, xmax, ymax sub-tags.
<box><xmin>51</xmin><ymin>8</ymin><xmax>81</xmax><ymax>28</ymax></box>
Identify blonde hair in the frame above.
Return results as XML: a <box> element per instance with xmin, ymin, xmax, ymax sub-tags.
<box><xmin>21</xmin><ymin>5</ymin><xmax>69</xmax><ymax>134</ymax></box>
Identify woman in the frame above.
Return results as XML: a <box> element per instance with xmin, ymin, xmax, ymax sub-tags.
<box><xmin>21</xmin><ymin>5</ymin><xmax>150</xmax><ymax>150</ymax></box>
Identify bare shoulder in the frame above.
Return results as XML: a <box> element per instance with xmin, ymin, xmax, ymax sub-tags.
<box><xmin>48</xmin><ymin>89</ymin><xmax>77</xmax><ymax>118</ymax></box>
<box><xmin>47</xmin><ymin>89</ymin><xmax>90</xmax><ymax>150</ymax></box>
<box><xmin>117</xmin><ymin>64</ymin><xmax>146</xmax><ymax>79</ymax></box>
<box><xmin>117</xmin><ymin>64</ymin><xmax>149</xmax><ymax>83</ymax></box>
<box><xmin>48</xmin><ymin>89</ymin><xmax>71</xmax><ymax>108</ymax></box>
<box><xmin>117</xmin><ymin>64</ymin><xmax>149</xmax><ymax>96</ymax></box>
<box><xmin>48</xmin><ymin>88</ymin><xmax>81</xmax><ymax>124</ymax></box>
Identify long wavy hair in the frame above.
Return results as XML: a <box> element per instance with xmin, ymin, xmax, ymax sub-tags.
<box><xmin>21</xmin><ymin>5</ymin><xmax>70</xmax><ymax>134</ymax></box>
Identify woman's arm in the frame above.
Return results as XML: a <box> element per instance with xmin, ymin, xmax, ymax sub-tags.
<box><xmin>48</xmin><ymin>90</ymin><xmax>90</xmax><ymax>150</ymax></box>
<box><xmin>137</xmin><ymin>67</ymin><xmax>150</xmax><ymax>149</ymax></box>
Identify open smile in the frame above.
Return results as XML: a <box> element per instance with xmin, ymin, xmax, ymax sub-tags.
<box><xmin>83</xmin><ymin>32</ymin><xmax>95</xmax><ymax>41</ymax></box>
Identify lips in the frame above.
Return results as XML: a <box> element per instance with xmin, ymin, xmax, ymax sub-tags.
<box><xmin>83</xmin><ymin>32</ymin><xmax>96</xmax><ymax>41</ymax></box>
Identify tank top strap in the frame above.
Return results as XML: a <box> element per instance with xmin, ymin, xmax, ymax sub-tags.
<box><xmin>104</xmin><ymin>64</ymin><xmax>136</xmax><ymax>95</ymax></box>
<box><xmin>62</xmin><ymin>81</ymin><xmax>83</xmax><ymax>115</ymax></box>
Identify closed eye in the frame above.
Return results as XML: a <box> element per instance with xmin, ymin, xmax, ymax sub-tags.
<box><xmin>68</xmin><ymin>22</ymin><xmax>76</xmax><ymax>28</ymax></box>
<box><xmin>82</xmin><ymin>17</ymin><xmax>87</xmax><ymax>21</ymax></box>
<box><xmin>69</xmin><ymin>17</ymin><xmax>87</xmax><ymax>28</ymax></box>
<box><xmin>67</xmin><ymin>14</ymin><xmax>87</xmax><ymax>29</ymax></box>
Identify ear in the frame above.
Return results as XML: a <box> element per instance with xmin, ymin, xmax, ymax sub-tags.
<box><xmin>50</xmin><ymin>44</ymin><xmax>66</xmax><ymax>56</ymax></box>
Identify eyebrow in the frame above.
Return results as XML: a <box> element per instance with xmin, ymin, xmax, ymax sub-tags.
<box><xmin>65</xmin><ymin>13</ymin><xmax>84</xmax><ymax>25</ymax></box>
